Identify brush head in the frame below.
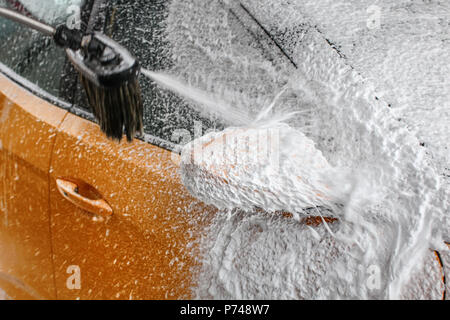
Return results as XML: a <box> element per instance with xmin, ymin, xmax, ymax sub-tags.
<box><xmin>66</xmin><ymin>32</ymin><xmax>143</xmax><ymax>142</ymax></box>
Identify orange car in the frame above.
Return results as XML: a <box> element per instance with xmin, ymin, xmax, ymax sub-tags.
<box><xmin>0</xmin><ymin>0</ymin><xmax>447</xmax><ymax>300</ymax></box>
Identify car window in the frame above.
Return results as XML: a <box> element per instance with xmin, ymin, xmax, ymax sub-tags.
<box><xmin>94</xmin><ymin>0</ymin><xmax>301</xmax><ymax>145</ymax></box>
<box><xmin>0</xmin><ymin>0</ymin><xmax>84</xmax><ymax>98</ymax></box>
<box><xmin>20</xmin><ymin>0</ymin><xmax>303</xmax><ymax>146</ymax></box>
<box><xmin>85</xmin><ymin>0</ymin><xmax>225</xmax><ymax>144</ymax></box>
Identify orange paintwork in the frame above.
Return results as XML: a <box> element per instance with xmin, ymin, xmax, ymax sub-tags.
<box><xmin>433</xmin><ymin>250</ymin><xmax>446</xmax><ymax>300</ymax></box>
<box><xmin>0</xmin><ymin>72</ymin><xmax>446</xmax><ymax>300</ymax></box>
<box><xmin>0</xmin><ymin>73</ymin><xmax>66</xmax><ymax>299</ymax></box>
<box><xmin>48</xmin><ymin>112</ymin><xmax>217</xmax><ymax>299</ymax></box>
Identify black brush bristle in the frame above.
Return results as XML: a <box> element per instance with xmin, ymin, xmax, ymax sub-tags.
<box><xmin>65</xmin><ymin>32</ymin><xmax>143</xmax><ymax>142</ymax></box>
<box><xmin>81</xmin><ymin>74</ymin><xmax>143</xmax><ymax>142</ymax></box>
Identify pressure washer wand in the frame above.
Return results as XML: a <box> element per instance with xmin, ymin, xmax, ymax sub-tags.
<box><xmin>0</xmin><ymin>7</ymin><xmax>143</xmax><ymax>142</ymax></box>
<box><xmin>0</xmin><ymin>8</ymin><xmax>82</xmax><ymax>51</ymax></box>
<box><xmin>0</xmin><ymin>7</ymin><xmax>54</xmax><ymax>36</ymax></box>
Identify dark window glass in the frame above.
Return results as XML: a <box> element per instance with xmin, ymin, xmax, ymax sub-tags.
<box><xmin>0</xmin><ymin>0</ymin><xmax>85</xmax><ymax>98</ymax></box>
<box><xmin>71</xmin><ymin>0</ymin><xmax>305</xmax><ymax>144</ymax></box>
<box><xmin>100</xmin><ymin>0</ymin><xmax>225</xmax><ymax>143</ymax></box>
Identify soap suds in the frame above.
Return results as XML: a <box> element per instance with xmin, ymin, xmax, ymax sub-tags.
<box><xmin>164</xmin><ymin>0</ymin><xmax>448</xmax><ymax>299</ymax></box>
<box><xmin>180</xmin><ymin>123</ymin><xmax>367</xmax><ymax>219</ymax></box>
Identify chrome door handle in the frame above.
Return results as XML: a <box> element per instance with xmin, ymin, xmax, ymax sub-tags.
<box><xmin>56</xmin><ymin>178</ymin><xmax>113</xmax><ymax>217</ymax></box>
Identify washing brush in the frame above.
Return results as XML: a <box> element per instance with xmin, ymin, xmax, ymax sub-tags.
<box><xmin>0</xmin><ymin>7</ymin><xmax>143</xmax><ymax>142</ymax></box>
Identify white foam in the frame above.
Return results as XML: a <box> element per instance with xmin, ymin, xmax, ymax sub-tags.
<box><xmin>162</xmin><ymin>0</ymin><xmax>448</xmax><ymax>299</ymax></box>
<box><xmin>180</xmin><ymin>123</ymin><xmax>361</xmax><ymax>219</ymax></box>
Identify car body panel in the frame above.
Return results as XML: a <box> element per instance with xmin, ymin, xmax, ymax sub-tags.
<box><xmin>49</xmin><ymin>112</ymin><xmax>216</xmax><ymax>299</ymax></box>
<box><xmin>0</xmin><ymin>72</ymin><xmax>67</xmax><ymax>299</ymax></box>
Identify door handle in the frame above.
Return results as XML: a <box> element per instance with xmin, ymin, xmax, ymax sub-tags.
<box><xmin>56</xmin><ymin>178</ymin><xmax>113</xmax><ymax>217</ymax></box>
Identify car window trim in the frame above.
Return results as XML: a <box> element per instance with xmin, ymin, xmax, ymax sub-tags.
<box><xmin>0</xmin><ymin>62</ymin><xmax>179</xmax><ymax>153</ymax></box>
<box><xmin>69</xmin><ymin>103</ymin><xmax>180</xmax><ymax>153</ymax></box>
<box><xmin>0</xmin><ymin>61</ymin><xmax>72</xmax><ymax>111</ymax></box>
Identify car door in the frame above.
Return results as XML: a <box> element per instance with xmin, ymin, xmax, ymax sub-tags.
<box><xmin>48</xmin><ymin>1</ymin><xmax>220</xmax><ymax>300</ymax></box>
<box><xmin>49</xmin><ymin>113</ymin><xmax>217</xmax><ymax>300</ymax></box>
<box><xmin>46</xmin><ymin>3</ymin><xmax>221</xmax><ymax>299</ymax></box>
<box><xmin>0</xmin><ymin>0</ymin><xmax>74</xmax><ymax>299</ymax></box>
